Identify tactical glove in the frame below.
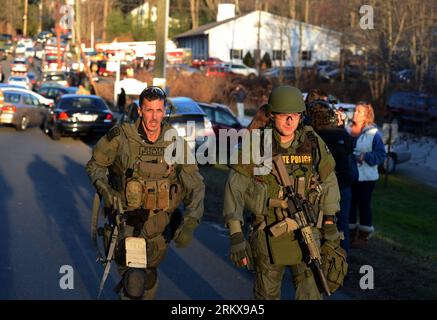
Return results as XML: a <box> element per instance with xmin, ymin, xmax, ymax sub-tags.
<box><xmin>95</xmin><ymin>179</ymin><xmax>122</xmax><ymax>208</ymax></box>
<box><xmin>321</xmin><ymin>223</ymin><xmax>348</xmax><ymax>293</ymax></box>
<box><xmin>173</xmin><ymin>217</ymin><xmax>198</xmax><ymax>248</ymax></box>
<box><xmin>230</xmin><ymin>232</ymin><xmax>253</xmax><ymax>269</ymax></box>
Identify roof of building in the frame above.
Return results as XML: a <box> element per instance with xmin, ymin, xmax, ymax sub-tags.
<box><xmin>174</xmin><ymin>10</ymin><xmax>341</xmax><ymax>39</ymax></box>
<box><xmin>174</xmin><ymin>12</ymin><xmax>251</xmax><ymax>39</ymax></box>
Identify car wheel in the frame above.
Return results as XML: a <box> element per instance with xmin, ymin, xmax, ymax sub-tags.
<box><xmin>17</xmin><ymin>115</ymin><xmax>29</xmax><ymax>131</ymax></box>
<box><xmin>383</xmin><ymin>153</ymin><xmax>397</xmax><ymax>173</ymax></box>
<box><xmin>248</xmin><ymin>73</ymin><xmax>256</xmax><ymax>79</ymax></box>
<box><xmin>50</xmin><ymin>128</ymin><xmax>61</xmax><ymax>140</ymax></box>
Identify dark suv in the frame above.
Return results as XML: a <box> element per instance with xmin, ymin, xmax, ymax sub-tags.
<box><xmin>386</xmin><ymin>91</ymin><xmax>437</xmax><ymax>133</ymax></box>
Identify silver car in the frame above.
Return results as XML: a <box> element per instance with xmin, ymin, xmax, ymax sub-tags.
<box><xmin>0</xmin><ymin>89</ymin><xmax>49</xmax><ymax>131</ymax></box>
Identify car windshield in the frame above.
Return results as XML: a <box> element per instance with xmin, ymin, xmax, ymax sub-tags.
<box><xmin>59</xmin><ymin>97</ymin><xmax>107</xmax><ymax>110</ymax></box>
<box><xmin>167</xmin><ymin>100</ymin><xmax>204</xmax><ymax>115</ymax></box>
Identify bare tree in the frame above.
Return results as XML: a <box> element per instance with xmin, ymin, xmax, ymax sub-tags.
<box><xmin>190</xmin><ymin>0</ymin><xmax>200</xmax><ymax>29</ymax></box>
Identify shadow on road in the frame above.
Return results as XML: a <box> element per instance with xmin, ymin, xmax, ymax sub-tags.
<box><xmin>0</xmin><ymin>168</ymin><xmax>14</xmax><ymax>299</ymax></box>
<box><xmin>27</xmin><ymin>154</ymin><xmax>102</xmax><ymax>298</ymax></box>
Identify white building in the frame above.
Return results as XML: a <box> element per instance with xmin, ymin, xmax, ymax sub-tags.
<box><xmin>174</xmin><ymin>6</ymin><xmax>341</xmax><ymax>67</ymax></box>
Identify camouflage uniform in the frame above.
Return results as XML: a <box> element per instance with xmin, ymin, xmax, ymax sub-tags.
<box><xmin>223</xmin><ymin>86</ymin><xmax>343</xmax><ymax>300</ymax></box>
<box><xmin>87</xmin><ymin>117</ymin><xmax>205</xmax><ymax>299</ymax></box>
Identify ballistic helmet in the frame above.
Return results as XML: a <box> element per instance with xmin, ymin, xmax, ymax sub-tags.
<box><xmin>267</xmin><ymin>86</ymin><xmax>306</xmax><ymax>114</ymax></box>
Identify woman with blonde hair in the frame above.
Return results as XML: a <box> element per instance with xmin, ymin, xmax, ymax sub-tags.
<box><xmin>347</xmin><ymin>102</ymin><xmax>386</xmax><ymax>248</ymax></box>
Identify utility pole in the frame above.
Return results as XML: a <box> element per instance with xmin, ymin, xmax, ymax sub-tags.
<box><xmin>75</xmin><ymin>0</ymin><xmax>98</xmax><ymax>95</ymax></box>
<box><xmin>38</xmin><ymin>1</ymin><xmax>43</xmax><ymax>33</ymax></box>
<box><xmin>91</xmin><ymin>21</ymin><xmax>94</xmax><ymax>49</ymax></box>
<box><xmin>154</xmin><ymin>0</ymin><xmax>169</xmax><ymax>89</ymax></box>
<box><xmin>23</xmin><ymin>0</ymin><xmax>28</xmax><ymax>36</ymax></box>
<box><xmin>102</xmin><ymin>0</ymin><xmax>109</xmax><ymax>42</ymax></box>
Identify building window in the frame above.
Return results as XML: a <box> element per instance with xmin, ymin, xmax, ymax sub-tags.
<box><xmin>301</xmin><ymin>50</ymin><xmax>312</xmax><ymax>61</ymax></box>
<box><xmin>230</xmin><ymin>49</ymin><xmax>243</xmax><ymax>60</ymax></box>
<box><xmin>273</xmin><ymin>50</ymin><xmax>286</xmax><ymax>60</ymax></box>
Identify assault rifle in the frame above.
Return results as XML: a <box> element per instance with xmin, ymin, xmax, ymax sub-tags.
<box><xmin>270</xmin><ymin>154</ymin><xmax>331</xmax><ymax>296</ymax></box>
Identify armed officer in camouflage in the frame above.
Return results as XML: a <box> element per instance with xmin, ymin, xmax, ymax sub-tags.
<box><xmin>223</xmin><ymin>86</ymin><xmax>347</xmax><ymax>300</ymax></box>
<box><xmin>86</xmin><ymin>86</ymin><xmax>205</xmax><ymax>299</ymax></box>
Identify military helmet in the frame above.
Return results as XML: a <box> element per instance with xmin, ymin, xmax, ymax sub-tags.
<box><xmin>305</xmin><ymin>99</ymin><xmax>337</xmax><ymax>129</ymax></box>
<box><xmin>267</xmin><ymin>86</ymin><xmax>306</xmax><ymax>114</ymax></box>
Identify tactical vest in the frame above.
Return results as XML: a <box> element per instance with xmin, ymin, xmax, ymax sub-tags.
<box><xmin>239</xmin><ymin>126</ymin><xmax>324</xmax><ymax>226</ymax></box>
<box><xmin>107</xmin><ymin>122</ymin><xmax>183</xmax><ymax>214</ymax></box>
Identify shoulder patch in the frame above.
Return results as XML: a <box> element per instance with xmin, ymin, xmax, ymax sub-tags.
<box><xmin>106</xmin><ymin>127</ymin><xmax>120</xmax><ymax>142</ymax></box>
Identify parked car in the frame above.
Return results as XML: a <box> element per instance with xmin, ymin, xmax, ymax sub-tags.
<box><xmin>198</xmin><ymin>102</ymin><xmax>246</xmax><ymax>160</ymax></box>
<box><xmin>222</xmin><ymin>62</ymin><xmax>258</xmax><ymax>78</ymax></box>
<box><xmin>11</xmin><ymin>58</ymin><xmax>28</xmax><ymax>73</ymax></box>
<box><xmin>379</xmin><ymin>124</ymin><xmax>412</xmax><ymax>173</ymax></box>
<box><xmin>25</xmin><ymin>47</ymin><xmax>35</xmax><ymax>58</ymax></box>
<box><xmin>262</xmin><ymin>66</ymin><xmax>295</xmax><ymax>81</ymax></box>
<box><xmin>0</xmin><ymin>88</ymin><xmax>50</xmax><ymax>131</ymax></box>
<box><xmin>386</xmin><ymin>91</ymin><xmax>437</xmax><ymax>133</ymax></box>
<box><xmin>198</xmin><ymin>102</ymin><xmax>244</xmax><ymax>135</ymax></box>
<box><xmin>0</xmin><ymin>86</ymin><xmax>53</xmax><ymax>108</ymax></box>
<box><xmin>14</xmin><ymin>44</ymin><xmax>26</xmax><ymax>56</ymax></box>
<box><xmin>7</xmin><ymin>76</ymin><xmax>32</xmax><ymax>90</ymax></box>
<box><xmin>18</xmin><ymin>38</ymin><xmax>34</xmax><ymax>49</ymax></box>
<box><xmin>37</xmin><ymin>85</ymin><xmax>78</xmax><ymax>102</ymax></box>
<box><xmin>205</xmin><ymin>65</ymin><xmax>236</xmax><ymax>78</ymax></box>
<box><xmin>37</xmin><ymin>31</ymin><xmax>53</xmax><ymax>44</ymax></box>
<box><xmin>192</xmin><ymin>57</ymin><xmax>223</xmax><ymax>69</ymax></box>
<box><xmin>41</xmin><ymin>71</ymin><xmax>69</xmax><ymax>87</ymax></box>
<box><xmin>314</xmin><ymin>60</ymin><xmax>338</xmax><ymax>73</ymax></box>
<box><xmin>45</xmin><ymin>94</ymin><xmax>116</xmax><ymax>140</ymax></box>
<box><xmin>318</xmin><ymin>65</ymin><xmax>361</xmax><ymax>82</ymax></box>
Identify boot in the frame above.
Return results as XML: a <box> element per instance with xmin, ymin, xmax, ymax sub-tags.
<box><xmin>349</xmin><ymin>224</ymin><xmax>359</xmax><ymax>248</ymax></box>
<box><xmin>351</xmin><ymin>225</ymin><xmax>374</xmax><ymax>249</ymax></box>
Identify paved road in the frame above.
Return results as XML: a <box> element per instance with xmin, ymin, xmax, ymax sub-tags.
<box><xmin>0</xmin><ymin>126</ymin><xmax>351</xmax><ymax>300</ymax></box>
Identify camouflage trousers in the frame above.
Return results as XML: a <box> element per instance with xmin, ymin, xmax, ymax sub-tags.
<box><xmin>250</xmin><ymin>228</ymin><xmax>322</xmax><ymax>300</ymax></box>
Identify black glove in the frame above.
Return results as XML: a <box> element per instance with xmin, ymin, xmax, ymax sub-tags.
<box><xmin>95</xmin><ymin>179</ymin><xmax>121</xmax><ymax>208</ymax></box>
<box><xmin>230</xmin><ymin>232</ymin><xmax>253</xmax><ymax>268</ymax></box>
<box><xmin>173</xmin><ymin>217</ymin><xmax>198</xmax><ymax>248</ymax></box>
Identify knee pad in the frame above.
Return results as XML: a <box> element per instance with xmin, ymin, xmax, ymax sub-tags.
<box><xmin>144</xmin><ymin>268</ymin><xmax>158</xmax><ymax>290</ymax></box>
<box><xmin>123</xmin><ymin>268</ymin><xmax>158</xmax><ymax>299</ymax></box>
<box><xmin>123</xmin><ymin>269</ymin><xmax>147</xmax><ymax>299</ymax></box>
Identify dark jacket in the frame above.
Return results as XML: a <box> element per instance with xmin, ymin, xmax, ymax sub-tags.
<box><xmin>317</xmin><ymin>127</ymin><xmax>354</xmax><ymax>189</ymax></box>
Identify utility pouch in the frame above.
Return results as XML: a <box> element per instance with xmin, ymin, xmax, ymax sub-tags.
<box><xmin>269</xmin><ymin>217</ymin><xmax>299</xmax><ymax>237</ymax></box>
<box><xmin>144</xmin><ymin>181</ymin><xmax>158</xmax><ymax>210</ymax></box>
<box><xmin>144</xmin><ymin>211</ymin><xmax>169</xmax><ymax>238</ymax></box>
<box><xmin>144</xmin><ymin>179</ymin><xmax>170</xmax><ymax>211</ymax></box>
<box><xmin>125</xmin><ymin>179</ymin><xmax>143</xmax><ymax>208</ymax></box>
<box><xmin>157</xmin><ymin>180</ymin><xmax>170</xmax><ymax>211</ymax></box>
<box><xmin>268</xmin><ymin>232</ymin><xmax>303</xmax><ymax>266</ymax></box>
<box><xmin>124</xmin><ymin>237</ymin><xmax>147</xmax><ymax>268</ymax></box>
